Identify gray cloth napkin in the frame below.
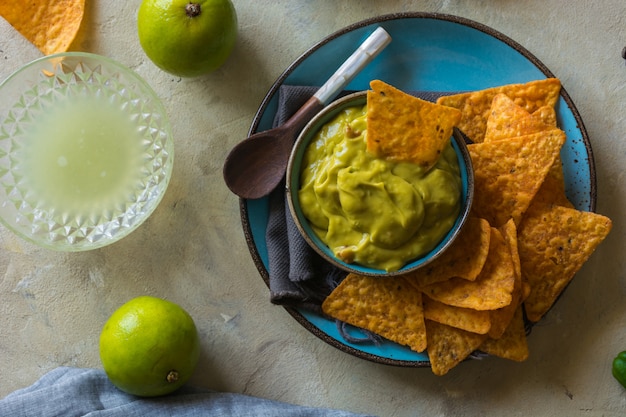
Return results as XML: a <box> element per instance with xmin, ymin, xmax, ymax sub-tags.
<box><xmin>265</xmin><ymin>86</ymin><xmax>348</xmax><ymax>310</ymax></box>
<box><xmin>265</xmin><ymin>85</ymin><xmax>449</xmax><ymax>310</ymax></box>
<box><xmin>0</xmin><ymin>367</ymin><xmax>375</xmax><ymax>417</ymax></box>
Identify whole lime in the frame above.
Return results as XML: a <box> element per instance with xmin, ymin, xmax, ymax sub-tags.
<box><xmin>137</xmin><ymin>0</ymin><xmax>238</xmax><ymax>77</ymax></box>
<box><xmin>99</xmin><ymin>296</ymin><xmax>200</xmax><ymax>397</ymax></box>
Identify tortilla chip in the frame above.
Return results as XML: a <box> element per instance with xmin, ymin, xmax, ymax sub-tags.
<box><xmin>484</xmin><ymin>94</ymin><xmax>556</xmax><ymax>143</ymax></box>
<box><xmin>420</xmin><ymin>227</ymin><xmax>516</xmax><ymax>310</ymax></box>
<box><xmin>436</xmin><ymin>78</ymin><xmax>561</xmax><ymax>143</ymax></box>
<box><xmin>518</xmin><ymin>202</ymin><xmax>612</xmax><ymax>322</ymax></box>
<box><xmin>532</xmin><ymin>105</ymin><xmax>558</xmax><ymax>127</ymax></box>
<box><xmin>499</xmin><ymin>219</ymin><xmax>521</xmax><ymax>280</ymax></box>
<box><xmin>367</xmin><ymin>80</ymin><xmax>462</xmax><ymax>170</ymax></box>
<box><xmin>0</xmin><ymin>0</ymin><xmax>85</xmax><ymax>55</ymax></box>
<box><xmin>482</xmin><ymin>94</ymin><xmax>572</xmax><ymax>208</ymax></box>
<box><xmin>521</xmin><ymin>281</ymin><xmax>532</xmax><ymax>302</ymax></box>
<box><xmin>468</xmin><ymin>129</ymin><xmax>566</xmax><ymax>227</ymax></box>
<box><xmin>531</xmin><ymin>156</ymin><xmax>574</xmax><ymax>208</ymax></box>
<box><xmin>488</xmin><ymin>219</ymin><xmax>523</xmax><ymax>339</ymax></box>
<box><xmin>403</xmin><ymin>217</ymin><xmax>491</xmax><ymax>288</ymax></box>
<box><xmin>322</xmin><ymin>273</ymin><xmax>427</xmax><ymax>352</ymax></box>
<box><xmin>423</xmin><ymin>295</ymin><xmax>491</xmax><ymax>334</ymax></box>
<box><xmin>479</xmin><ymin>306</ymin><xmax>529</xmax><ymax>362</ymax></box>
<box><xmin>426</xmin><ymin>320</ymin><xmax>487</xmax><ymax>376</ymax></box>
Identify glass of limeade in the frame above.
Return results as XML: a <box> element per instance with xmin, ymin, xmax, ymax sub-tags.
<box><xmin>0</xmin><ymin>52</ymin><xmax>174</xmax><ymax>251</ymax></box>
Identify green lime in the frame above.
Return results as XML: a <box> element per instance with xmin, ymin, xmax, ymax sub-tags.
<box><xmin>137</xmin><ymin>0</ymin><xmax>238</xmax><ymax>77</ymax></box>
<box><xmin>99</xmin><ymin>296</ymin><xmax>200</xmax><ymax>397</ymax></box>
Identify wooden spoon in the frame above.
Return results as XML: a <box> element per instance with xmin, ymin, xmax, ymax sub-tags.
<box><xmin>223</xmin><ymin>27</ymin><xmax>392</xmax><ymax>199</ymax></box>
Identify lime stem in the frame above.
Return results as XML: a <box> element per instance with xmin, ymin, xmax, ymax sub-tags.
<box><xmin>166</xmin><ymin>370</ymin><xmax>179</xmax><ymax>383</ymax></box>
<box><xmin>185</xmin><ymin>2</ymin><xmax>201</xmax><ymax>18</ymax></box>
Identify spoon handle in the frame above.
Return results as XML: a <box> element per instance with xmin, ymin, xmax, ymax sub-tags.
<box><xmin>313</xmin><ymin>27</ymin><xmax>392</xmax><ymax>105</ymax></box>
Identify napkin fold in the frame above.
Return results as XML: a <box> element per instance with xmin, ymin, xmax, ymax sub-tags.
<box><xmin>265</xmin><ymin>85</ymin><xmax>449</xmax><ymax>311</ymax></box>
<box><xmin>265</xmin><ymin>86</ymin><xmax>347</xmax><ymax>311</ymax></box>
<box><xmin>0</xmin><ymin>367</ymin><xmax>375</xmax><ymax>417</ymax></box>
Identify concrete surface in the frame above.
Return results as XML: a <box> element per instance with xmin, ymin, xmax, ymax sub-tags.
<box><xmin>1</xmin><ymin>1</ymin><xmax>625</xmax><ymax>416</ymax></box>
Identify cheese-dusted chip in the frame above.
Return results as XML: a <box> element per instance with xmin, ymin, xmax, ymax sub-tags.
<box><xmin>322</xmin><ymin>273</ymin><xmax>427</xmax><ymax>352</ymax></box>
<box><xmin>0</xmin><ymin>0</ymin><xmax>85</xmax><ymax>55</ymax></box>
<box><xmin>366</xmin><ymin>80</ymin><xmax>461</xmax><ymax>170</ymax></box>
<box><xmin>484</xmin><ymin>94</ymin><xmax>555</xmax><ymax>143</ymax></box>
<box><xmin>436</xmin><ymin>78</ymin><xmax>561</xmax><ymax>143</ymax></box>
<box><xmin>483</xmin><ymin>94</ymin><xmax>573</xmax><ymax>209</ymax></box>
<box><xmin>423</xmin><ymin>295</ymin><xmax>491</xmax><ymax>335</ymax></box>
<box><xmin>532</xmin><ymin>105</ymin><xmax>558</xmax><ymax>127</ymax></box>
<box><xmin>426</xmin><ymin>320</ymin><xmax>487</xmax><ymax>376</ymax></box>
<box><xmin>479</xmin><ymin>306</ymin><xmax>529</xmax><ymax>362</ymax></box>
<box><xmin>404</xmin><ymin>217</ymin><xmax>491</xmax><ymax>288</ymax></box>
<box><xmin>420</xmin><ymin>228</ymin><xmax>516</xmax><ymax>310</ymax></box>
<box><xmin>488</xmin><ymin>219</ymin><xmax>523</xmax><ymax>339</ymax></box>
<box><xmin>532</xmin><ymin>157</ymin><xmax>574</xmax><ymax>209</ymax></box>
<box><xmin>468</xmin><ymin>129</ymin><xmax>566</xmax><ymax>227</ymax></box>
<box><xmin>518</xmin><ymin>202</ymin><xmax>612</xmax><ymax>322</ymax></box>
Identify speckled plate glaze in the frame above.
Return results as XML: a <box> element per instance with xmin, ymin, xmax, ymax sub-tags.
<box><xmin>239</xmin><ymin>13</ymin><xmax>596</xmax><ymax>367</ymax></box>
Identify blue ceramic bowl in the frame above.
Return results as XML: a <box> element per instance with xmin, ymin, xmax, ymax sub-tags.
<box><xmin>286</xmin><ymin>91</ymin><xmax>474</xmax><ymax>277</ymax></box>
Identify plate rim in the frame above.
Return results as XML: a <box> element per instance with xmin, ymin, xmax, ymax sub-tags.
<box><xmin>238</xmin><ymin>12</ymin><xmax>597</xmax><ymax>367</ymax></box>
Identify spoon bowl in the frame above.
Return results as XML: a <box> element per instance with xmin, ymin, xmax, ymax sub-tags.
<box><xmin>222</xmin><ymin>96</ymin><xmax>323</xmax><ymax>199</ymax></box>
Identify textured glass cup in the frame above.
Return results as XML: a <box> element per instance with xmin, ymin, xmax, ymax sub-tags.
<box><xmin>0</xmin><ymin>52</ymin><xmax>174</xmax><ymax>251</ymax></box>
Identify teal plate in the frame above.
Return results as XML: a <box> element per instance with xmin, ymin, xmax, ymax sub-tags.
<box><xmin>239</xmin><ymin>13</ymin><xmax>596</xmax><ymax>367</ymax></box>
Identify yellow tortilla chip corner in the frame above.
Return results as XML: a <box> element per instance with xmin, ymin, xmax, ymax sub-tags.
<box><xmin>0</xmin><ymin>0</ymin><xmax>85</xmax><ymax>55</ymax></box>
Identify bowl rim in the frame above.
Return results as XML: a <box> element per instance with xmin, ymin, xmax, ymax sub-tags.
<box><xmin>2</xmin><ymin>52</ymin><xmax>152</xmax><ymax>90</ymax></box>
<box><xmin>286</xmin><ymin>90</ymin><xmax>474</xmax><ymax>277</ymax></box>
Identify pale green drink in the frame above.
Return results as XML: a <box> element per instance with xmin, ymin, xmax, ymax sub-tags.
<box><xmin>21</xmin><ymin>95</ymin><xmax>144</xmax><ymax>214</ymax></box>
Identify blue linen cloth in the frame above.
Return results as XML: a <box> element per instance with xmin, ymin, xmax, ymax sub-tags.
<box><xmin>0</xmin><ymin>367</ymin><xmax>375</xmax><ymax>416</ymax></box>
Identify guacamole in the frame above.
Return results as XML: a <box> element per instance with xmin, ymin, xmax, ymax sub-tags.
<box><xmin>298</xmin><ymin>104</ymin><xmax>462</xmax><ymax>272</ymax></box>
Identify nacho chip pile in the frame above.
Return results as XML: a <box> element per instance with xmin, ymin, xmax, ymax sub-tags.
<box><xmin>322</xmin><ymin>79</ymin><xmax>612</xmax><ymax>376</ymax></box>
<box><xmin>436</xmin><ymin>78</ymin><xmax>561</xmax><ymax>144</ymax></box>
<box><xmin>0</xmin><ymin>0</ymin><xmax>85</xmax><ymax>55</ymax></box>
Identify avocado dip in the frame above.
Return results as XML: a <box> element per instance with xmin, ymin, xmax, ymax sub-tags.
<box><xmin>298</xmin><ymin>104</ymin><xmax>462</xmax><ymax>272</ymax></box>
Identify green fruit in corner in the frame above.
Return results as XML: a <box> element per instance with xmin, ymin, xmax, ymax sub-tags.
<box><xmin>613</xmin><ymin>351</ymin><xmax>626</xmax><ymax>389</ymax></box>
<box><xmin>99</xmin><ymin>296</ymin><xmax>200</xmax><ymax>397</ymax></box>
<box><xmin>137</xmin><ymin>0</ymin><xmax>238</xmax><ymax>77</ymax></box>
